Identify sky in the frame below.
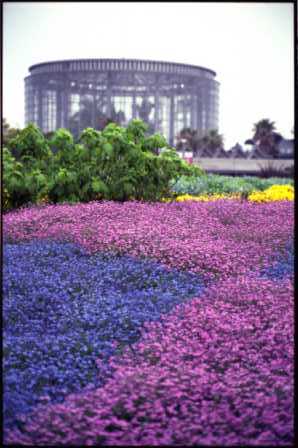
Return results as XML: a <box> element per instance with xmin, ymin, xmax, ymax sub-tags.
<box><xmin>3</xmin><ymin>1</ymin><xmax>294</xmax><ymax>149</ymax></box>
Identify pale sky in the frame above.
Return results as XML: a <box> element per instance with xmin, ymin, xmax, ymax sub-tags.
<box><xmin>3</xmin><ymin>1</ymin><xmax>294</xmax><ymax>149</ymax></box>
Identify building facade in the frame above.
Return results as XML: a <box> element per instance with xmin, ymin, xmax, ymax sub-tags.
<box><xmin>25</xmin><ymin>59</ymin><xmax>219</xmax><ymax>145</ymax></box>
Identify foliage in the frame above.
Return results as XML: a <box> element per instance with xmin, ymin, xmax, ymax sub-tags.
<box><xmin>3</xmin><ymin>120</ymin><xmax>203</xmax><ymax>210</ymax></box>
<box><xmin>2</xmin><ymin>148</ymin><xmax>24</xmax><ymax>210</ymax></box>
<box><xmin>68</xmin><ymin>95</ymin><xmax>117</xmax><ymax>136</ymax></box>
<box><xmin>257</xmin><ymin>160</ymin><xmax>293</xmax><ymax>178</ymax></box>
<box><xmin>2</xmin><ymin>118</ymin><xmax>21</xmax><ymax>146</ymax></box>
<box><xmin>2</xmin><ymin>147</ymin><xmax>49</xmax><ymax>209</ymax></box>
<box><xmin>176</xmin><ymin>127</ymin><xmax>224</xmax><ymax>155</ymax></box>
<box><xmin>3</xmin><ymin>124</ymin><xmax>53</xmax><ymax>210</ymax></box>
<box><xmin>7</xmin><ymin>123</ymin><xmax>52</xmax><ymax>162</ymax></box>
<box><xmin>170</xmin><ymin>174</ymin><xmax>294</xmax><ymax>198</ymax></box>
<box><xmin>247</xmin><ymin>119</ymin><xmax>283</xmax><ymax>158</ymax></box>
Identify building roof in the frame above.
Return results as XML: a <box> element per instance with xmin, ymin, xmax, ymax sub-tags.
<box><xmin>28</xmin><ymin>58</ymin><xmax>217</xmax><ymax>78</ymax></box>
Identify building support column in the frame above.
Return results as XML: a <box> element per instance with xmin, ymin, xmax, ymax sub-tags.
<box><xmin>132</xmin><ymin>93</ymin><xmax>137</xmax><ymax>119</ymax></box>
<box><xmin>154</xmin><ymin>74</ymin><xmax>160</xmax><ymax>133</ymax></box>
<box><xmin>37</xmin><ymin>87</ymin><xmax>43</xmax><ymax>130</ymax></box>
<box><xmin>191</xmin><ymin>93</ymin><xmax>197</xmax><ymax>130</ymax></box>
<box><xmin>106</xmin><ymin>72</ymin><xmax>112</xmax><ymax>118</ymax></box>
<box><xmin>154</xmin><ymin>90</ymin><xmax>159</xmax><ymax>133</ymax></box>
<box><xmin>196</xmin><ymin>88</ymin><xmax>203</xmax><ymax>136</ymax></box>
<box><xmin>92</xmin><ymin>91</ymin><xmax>96</xmax><ymax>129</ymax></box>
<box><xmin>183</xmin><ymin>96</ymin><xmax>188</xmax><ymax>129</ymax></box>
<box><xmin>62</xmin><ymin>86</ymin><xmax>69</xmax><ymax>130</ymax></box>
<box><xmin>56</xmin><ymin>89</ymin><xmax>63</xmax><ymax>128</ymax></box>
<box><xmin>169</xmin><ymin>94</ymin><xmax>175</xmax><ymax>146</ymax></box>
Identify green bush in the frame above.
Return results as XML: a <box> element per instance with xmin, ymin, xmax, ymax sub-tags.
<box><xmin>3</xmin><ymin>124</ymin><xmax>54</xmax><ymax>210</ymax></box>
<box><xmin>7</xmin><ymin>123</ymin><xmax>52</xmax><ymax>162</ymax></box>
<box><xmin>72</xmin><ymin>120</ymin><xmax>203</xmax><ymax>202</ymax></box>
<box><xmin>3</xmin><ymin>120</ymin><xmax>203</xmax><ymax>210</ymax></box>
<box><xmin>3</xmin><ymin>147</ymin><xmax>51</xmax><ymax>210</ymax></box>
<box><xmin>3</xmin><ymin>147</ymin><xmax>24</xmax><ymax>210</ymax></box>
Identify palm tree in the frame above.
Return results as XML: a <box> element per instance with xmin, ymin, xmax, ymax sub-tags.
<box><xmin>251</xmin><ymin>119</ymin><xmax>282</xmax><ymax>158</ymax></box>
<box><xmin>69</xmin><ymin>96</ymin><xmax>118</xmax><ymax>137</ymax></box>
<box><xmin>175</xmin><ymin>128</ymin><xmax>200</xmax><ymax>153</ymax></box>
<box><xmin>176</xmin><ymin>128</ymin><xmax>224</xmax><ymax>157</ymax></box>
<box><xmin>253</xmin><ymin>119</ymin><xmax>276</xmax><ymax>141</ymax></box>
<box><xmin>191</xmin><ymin>129</ymin><xmax>225</xmax><ymax>157</ymax></box>
<box><xmin>200</xmin><ymin>129</ymin><xmax>224</xmax><ymax>156</ymax></box>
<box><xmin>136</xmin><ymin>98</ymin><xmax>155</xmax><ymax>134</ymax></box>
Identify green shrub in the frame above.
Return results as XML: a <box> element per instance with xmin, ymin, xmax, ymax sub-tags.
<box><xmin>3</xmin><ymin>124</ymin><xmax>54</xmax><ymax>209</ymax></box>
<box><xmin>2</xmin><ymin>148</ymin><xmax>24</xmax><ymax>210</ymax></box>
<box><xmin>3</xmin><ymin>120</ymin><xmax>203</xmax><ymax>209</ymax></box>
<box><xmin>7</xmin><ymin>123</ymin><xmax>52</xmax><ymax>163</ymax></box>
<box><xmin>3</xmin><ymin>147</ymin><xmax>51</xmax><ymax>210</ymax></box>
<box><xmin>82</xmin><ymin>120</ymin><xmax>203</xmax><ymax>202</ymax></box>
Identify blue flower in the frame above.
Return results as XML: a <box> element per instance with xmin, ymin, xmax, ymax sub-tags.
<box><xmin>3</xmin><ymin>240</ymin><xmax>205</xmax><ymax>430</ymax></box>
<box><xmin>260</xmin><ymin>242</ymin><xmax>293</xmax><ymax>280</ymax></box>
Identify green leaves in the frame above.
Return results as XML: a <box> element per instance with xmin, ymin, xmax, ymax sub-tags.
<box><xmin>50</xmin><ymin>128</ymin><xmax>74</xmax><ymax>151</ymax></box>
<box><xmin>91</xmin><ymin>178</ymin><xmax>108</xmax><ymax>195</ymax></box>
<box><xmin>4</xmin><ymin>120</ymin><xmax>205</xmax><ymax>209</ymax></box>
<box><xmin>102</xmin><ymin>143</ymin><xmax>113</xmax><ymax>157</ymax></box>
<box><xmin>7</xmin><ymin>123</ymin><xmax>50</xmax><ymax>161</ymax></box>
<box><xmin>78</xmin><ymin>128</ymin><xmax>103</xmax><ymax>150</ymax></box>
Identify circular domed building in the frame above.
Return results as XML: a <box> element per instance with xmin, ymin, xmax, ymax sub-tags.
<box><xmin>25</xmin><ymin>58</ymin><xmax>219</xmax><ymax>144</ymax></box>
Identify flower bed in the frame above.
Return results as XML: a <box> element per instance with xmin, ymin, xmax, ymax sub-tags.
<box><xmin>164</xmin><ymin>193</ymin><xmax>242</xmax><ymax>202</ymax></box>
<box><xmin>167</xmin><ymin>184</ymin><xmax>294</xmax><ymax>203</ymax></box>
<box><xmin>3</xmin><ymin>199</ymin><xmax>294</xmax><ymax>445</ymax></box>
<box><xmin>3</xmin><ymin>241</ymin><xmax>204</xmax><ymax>430</ymax></box>
<box><xmin>248</xmin><ymin>184</ymin><xmax>294</xmax><ymax>202</ymax></box>
<box><xmin>170</xmin><ymin>174</ymin><xmax>294</xmax><ymax>197</ymax></box>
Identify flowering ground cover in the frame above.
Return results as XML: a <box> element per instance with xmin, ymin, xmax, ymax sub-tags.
<box><xmin>3</xmin><ymin>200</ymin><xmax>293</xmax><ymax>282</ymax></box>
<box><xmin>3</xmin><ymin>198</ymin><xmax>294</xmax><ymax>445</ymax></box>
<box><xmin>3</xmin><ymin>240</ymin><xmax>204</xmax><ymax>431</ymax></box>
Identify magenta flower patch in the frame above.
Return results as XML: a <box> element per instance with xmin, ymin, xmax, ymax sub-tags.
<box><xmin>3</xmin><ymin>199</ymin><xmax>294</xmax><ymax>445</ymax></box>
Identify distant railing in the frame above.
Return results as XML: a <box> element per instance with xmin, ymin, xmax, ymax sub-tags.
<box><xmin>192</xmin><ymin>157</ymin><xmax>294</xmax><ymax>177</ymax></box>
<box><xmin>185</xmin><ymin>143</ymin><xmax>293</xmax><ymax>160</ymax></box>
<box><xmin>178</xmin><ymin>145</ymin><xmax>294</xmax><ymax>177</ymax></box>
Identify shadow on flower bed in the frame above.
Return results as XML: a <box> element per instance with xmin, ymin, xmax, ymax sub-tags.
<box><xmin>3</xmin><ymin>240</ymin><xmax>205</xmax><ymax>432</ymax></box>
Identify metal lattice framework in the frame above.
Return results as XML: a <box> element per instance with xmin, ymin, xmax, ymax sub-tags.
<box><xmin>25</xmin><ymin>58</ymin><xmax>219</xmax><ymax>144</ymax></box>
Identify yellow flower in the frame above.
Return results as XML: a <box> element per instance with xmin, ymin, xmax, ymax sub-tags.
<box><xmin>248</xmin><ymin>184</ymin><xmax>294</xmax><ymax>202</ymax></box>
<box><xmin>174</xmin><ymin>193</ymin><xmax>241</xmax><ymax>202</ymax></box>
